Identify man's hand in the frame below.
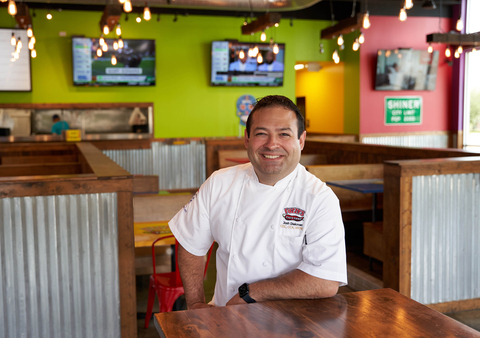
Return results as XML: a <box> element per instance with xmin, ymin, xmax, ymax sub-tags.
<box><xmin>189</xmin><ymin>302</ymin><xmax>215</xmax><ymax>310</ymax></box>
<box><xmin>226</xmin><ymin>294</ymin><xmax>247</xmax><ymax>306</ymax></box>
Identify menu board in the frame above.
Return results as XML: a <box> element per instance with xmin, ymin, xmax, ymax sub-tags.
<box><xmin>0</xmin><ymin>29</ymin><xmax>31</xmax><ymax>91</ymax></box>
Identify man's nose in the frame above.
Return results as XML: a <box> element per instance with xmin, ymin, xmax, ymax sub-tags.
<box><xmin>264</xmin><ymin>135</ymin><xmax>280</xmax><ymax>149</ymax></box>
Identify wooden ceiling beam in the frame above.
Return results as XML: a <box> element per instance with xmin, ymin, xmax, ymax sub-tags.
<box><xmin>320</xmin><ymin>13</ymin><xmax>363</xmax><ymax>40</ymax></box>
<box><xmin>241</xmin><ymin>13</ymin><xmax>281</xmax><ymax>35</ymax></box>
<box><xmin>426</xmin><ymin>32</ymin><xmax>480</xmax><ymax>47</ymax></box>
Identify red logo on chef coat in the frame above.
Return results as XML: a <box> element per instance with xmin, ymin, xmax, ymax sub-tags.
<box><xmin>283</xmin><ymin>207</ymin><xmax>305</xmax><ymax>222</ymax></box>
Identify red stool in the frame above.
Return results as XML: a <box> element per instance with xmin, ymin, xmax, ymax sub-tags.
<box><xmin>144</xmin><ymin>235</ymin><xmax>214</xmax><ymax>328</ymax></box>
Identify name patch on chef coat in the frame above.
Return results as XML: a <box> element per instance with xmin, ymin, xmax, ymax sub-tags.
<box><xmin>282</xmin><ymin>207</ymin><xmax>305</xmax><ymax>228</ymax></box>
<box><xmin>183</xmin><ymin>191</ymin><xmax>198</xmax><ymax>213</ymax></box>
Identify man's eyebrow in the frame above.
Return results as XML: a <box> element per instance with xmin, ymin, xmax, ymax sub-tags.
<box><xmin>253</xmin><ymin>127</ymin><xmax>293</xmax><ymax>132</ymax></box>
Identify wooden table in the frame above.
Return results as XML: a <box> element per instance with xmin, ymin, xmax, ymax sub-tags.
<box><xmin>154</xmin><ymin>288</ymin><xmax>480</xmax><ymax>337</ymax></box>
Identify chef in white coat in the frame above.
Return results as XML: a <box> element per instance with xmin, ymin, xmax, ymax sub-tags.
<box><xmin>169</xmin><ymin>95</ymin><xmax>347</xmax><ymax>309</ymax></box>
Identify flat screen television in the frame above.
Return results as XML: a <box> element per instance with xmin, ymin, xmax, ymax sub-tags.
<box><xmin>0</xmin><ymin>29</ymin><xmax>31</xmax><ymax>92</ymax></box>
<box><xmin>72</xmin><ymin>37</ymin><xmax>155</xmax><ymax>86</ymax></box>
<box><xmin>375</xmin><ymin>49</ymin><xmax>439</xmax><ymax>91</ymax></box>
<box><xmin>211</xmin><ymin>40</ymin><xmax>285</xmax><ymax>86</ymax></box>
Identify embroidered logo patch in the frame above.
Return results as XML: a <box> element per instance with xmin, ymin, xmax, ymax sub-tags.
<box><xmin>183</xmin><ymin>191</ymin><xmax>198</xmax><ymax>213</ymax></box>
<box><xmin>282</xmin><ymin>207</ymin><xmax>305</xmax><ymax>223</ymax></box>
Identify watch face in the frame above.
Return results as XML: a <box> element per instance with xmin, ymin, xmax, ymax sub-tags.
<box><xmin>239</xmin><ymin>283</ymin><xmax>248</xmax><ymax>297</ymax></box>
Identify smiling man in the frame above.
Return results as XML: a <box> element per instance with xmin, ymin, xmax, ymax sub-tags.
<box><xmin>169</xmin><ymin>95</ymin><xmax>347</xmax><ymax>309</ymax></box>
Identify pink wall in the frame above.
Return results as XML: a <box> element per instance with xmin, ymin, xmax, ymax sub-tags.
<box><xmin>360</xmin><ymin>16</ymin><xmax>452</xmax><ymax>134</ymax></box>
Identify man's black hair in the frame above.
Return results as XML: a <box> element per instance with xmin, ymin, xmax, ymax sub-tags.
<box><xmin>246</xmin><ymin>95</ymin><xmax>305</xmax><ymax>139</ymax></box>
<box><xmin>52</xmin><ymin>114</ymin><xmax>60</xmax><ymax>120</ymax></box>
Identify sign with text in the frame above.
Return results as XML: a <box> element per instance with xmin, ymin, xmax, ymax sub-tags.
<box><xmin>385</xmin><ymin>97</ymin><xmax>422</xmax><ymax>125</ymax></box>
<box><xmin>65</xmin><ymin>129</ymin><xmax>82</xmax><ymax>142</ymax></box>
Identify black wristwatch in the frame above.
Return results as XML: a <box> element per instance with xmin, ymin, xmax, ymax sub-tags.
<box><xmin>238</xmin><ymin>283</ymin><xmax>256</xmax><ymax>303</ymax></box>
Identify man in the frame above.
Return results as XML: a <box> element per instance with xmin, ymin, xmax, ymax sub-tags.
<box><xmin>169</xmin><ymin>95</ymin><xmax>347</xmax><ymax>309</ymax></box>
<box><xmin>229</xmin><ymin>50</ymin><xmax>257</xmax><ymax>72</ymax></box>
<box><xmin>258</xmin><ymin>51</ymin><xmax>284</xmax><ymax>72</ymax></box>
<box><xmin>51</xmin><ymin>114</ymin><xmax>69</xmax><ymax>135</ymax></box>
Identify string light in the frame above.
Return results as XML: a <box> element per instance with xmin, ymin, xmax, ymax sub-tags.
<box><xmin>352</xmin><ymin>39</ymin><xmax>360</xmax><ymax>51</ymax></box>
<box><xmin>337</xmin><ymin>34</ymin><xmax>344</xmax><ymax>46</ymax></box>
<box><xmin>103</xmin><ymin>23</ymin><xmax>110</xmax><ymax>35</ymax></box>
<box><xmin>16</xmin><ymin>37</ymin><xmax>22</xmax><ymax>50</ymax></box>
<box><xmin>27</xmin><ymin>25</ymin><xmax>33</xmax><ymax>38</ymax></box>
<box><xmin>239</xmin><ymin>50</ymin><xmax>245</xmax><ymax>59</ymax></box>
<box><xmin>445</xmin><ymin>46</ymin><xmax>451</xmax><ymax>57</ymax></box>
<box><xmin>257</xmin><ymin>53</ymin><xmax>263</xmax><ymax>63</ymax></box>
<box><xmin>294</xmin><ymin>64</ymin><xmax>305</xmax><ymax>70</ymax></box>
<box><xmin>143</xmin><ymin>3</ymin><xmax>151</xmax><ymax>21</ymax></box>
<box><xmin>31</xmin><ymin>49</ymin><xmax>37</xmax><ymax>58</ymax></box>
<box><xmin>111</xmin><ymin>54</ymin><xmax>117</xmax><ymax>65</ymax></box>
<box><xmin>358</xmin><ymin>32</ymin><xmax>365</xmax><ymax>44</ymax></box>
<box><xmin>118</xmin><ymin>0</ymin><xmax>125</xmax><ymax>3</ymax></box>
<box><xmin>456</xmin><ymin>17</ymin><xmax>463</xmax><ymax>32</ymax></box>
<box><xmin>385</xmin><ymin>50</ymin><xmax>391</xmax><ymax>57</ymax></box>
<box><xmin>99</xmin><ymin>35</ymin><xmax>105</xmax><ymax>46</ymax></box>
<box><xmin>46</xmin><ymin>11</ymin><xmax>52</xmax><ymax>20</ymax></box>
<box><xmin>454</xmin><ymin>50</ymin><xmax>460</xmax><ymax>58</ymax></box>
<box><xmin>399</xmin><ymin>7</ymin><xmax>407</xmax><ymax>21</ymax></box>
<box><xmin>273</xmin><ymin>43</ymin><xmax>279</xmax><ymax>54</ymax></box>
<box><xmin>113</xmin><ymin>40</ymin><xmax>119</xmax><ymax>50</ymax></box>
<box><xmin>275</xmin><ymin>22</ymin><xmax>279</xmax><ymax>27</ymax></box>
<box><xmin>124</xmin><ymin>0</ymin><xmax>132</xmax><ymax>13</ymax></box>
<box><xmin>260</xmin><ymin>30</ymin><xmax>266</xmax><ymax>42</ymax></box>
<box><xmin>363</xmin><ymin>11</ymin><xmax>371</xmax><ymax>29</ymax></box>
<box><xmin>243</xmin><ymin>17</ymin><xmax>247</xmax><ymax>26</ymax></box>
<box><xmin>457</xmin><ymin>45</ymin><xmax>463</xmax><ymax>54</ymax></box>
<box><xmin>116</xmin><ymin>24</ymin><xmax>121</xmax><ymax>36</ymax></box>
<box><xmin>428</xmin><ymin>43</ymin><xmax>433</xmax><ymax>53</ymax></box>
<box><xmin>248</xmin><ymin>48</ymin><xmax>254</xmax><ymax>57</ymax></box>
<box><xmin>405</xmin><ymin>0</ymin><xmax>413</xmax><ymax>10</ymax></box>
<box><xmin>332</xmin><ymin>49</ymin><xmax>339</xmax><ymax>63</ymax></box>
<box><xmin>97</xmin><ymin>47</ymin><xmax>102</xmax><ymax>57</ymax></box>
<box><xmin>136</xmin><ymin>15</ymin><xmax>141</xmax><ymax>23</ymax></box>
<box><xmin>8</xmin><ymin>0</ymin><xmax>17</xmax><ymax>16</ymax></box>
<box><xmin>10</xmin><ymin>32</ymin><xmax>16</xmax><ymax>46</ymax></box>
<box><xmin>253</xmin><ymin>46</ymin><xmax>259</xmax><ymax>57</ymax></box>
<box><xmin>118</xmin><ymin>37</ymin><xmax>124</xmax><ymax>49</ymax></box>
<box><xmin>102</xmin><ymin>42</ymin><xmax>108</xmax><ymax>52</ymax></box>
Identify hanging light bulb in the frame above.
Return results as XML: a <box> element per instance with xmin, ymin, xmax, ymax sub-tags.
<box><xmin>28</xmin><ymin>39</ymin><xmax>34</xmax><ymax>50</ymax></box>
<box><xmin>352</xmin><ymin>39</ymin><xmax>360</xmax><ymax>51</ymax></box>
<box><xmin>405</xmin><ymin>0</ymin><xmax>413</xmax><ymax>10</ymax></box>
<box><xmin>97</xmin><ymin>47</ymin><xmax>102</xmax><ymax>57</ymax></box>
<box><xmin>260</xmin><ymin>30</ymin><xmax>266</xmax><ymax>42</ymax></box>
<box><xmin>143</xmin><ymin>3</ymin><xmax>151</xmax><ymax>21</ymax></box>
<box><xmin>13</xmin><ymin>52</ymin><xmax>19</xmax><ymax>60</ymax></box>
<box><xmin>358</xmin><ymin>32</ymin><xmax>365</xmax><ymax>44</ymax></box>
<box><xmin>239</xmin><ymin>50</ymin><xmax>245</xmax><ymax>59</ymax></box>
<box><xmin>243</xmin><ymin>17</ymin><xmax>248</xmax><ymax>26</ymax></box>
<box><xmin>473</xmin><ymin>47</ymin><xmax>477</xmax><ymax>52</ymax></box>
<box><xmin>46</xmin><ymin>11</ymin><xmax>52</xmax><ymax>20</ymax></box>
<box><xmin>113</xmin><ymin>40</ymin><xmax>119</xmax><ymax>50</ymax></box>
<box><xmin>102</xmin><ymin>43</ymin><xmax>108</xmax><ymax>52</ymax></box>
<box><xmin>8</xmin><ymin>0</ymin><xmax>17</xmax><ymax>16</ymax></box>
<box><xmin>103</xmin><ymin>23</ymin><xmax>109</xmax><ymax>35</ymax></box>
<box><xmin>118</xmin><ymin>37</ymin><xmax>124</xmax><ymax>49</ymax></box>
<box><xmin>275</xmin><ymin>22</ymin><xmax>279</xmax><ymax>27</ymax></box>
<box><xmin>119</xmin><ymin>0</ymin><xmax>125</xmax><ymax>3</ymax></box>
<box><xmin>116</xmin><ymin>24</ymin><xmax>122</xmax><ymax>36</ymax></box>
<box><xmin>27</xmin><ymin>25</ymin><xmax>33</xmax><ymax>38</ymax></box>
<box><xmin>385</xmin><ymin>50</ymin><xmax>391</xmax><ymax>57</ymax></box>
<box><xmin>457</xmin><ymin>45</ymin><xmax>463</xmax><ymax>54</ymax></box>
<box><xmin>337</xmin><ymin>34</ymin><xmax>344</xmax><ymax>46</ymax></box>
<box><xmin>16</xmin><ymin>37</ymin><xmax>22</xmax><ymax>50</ymax></box>
<box><xmin>253</xmin><ymin>45</ymin><xmax>259</xmax><ymax>57</ymax></box>
<box><xmin>29</xmin><ymin>36</ymin><xmax>36</xmax><ymax>45</ymax></box>
<box><xmin>269</xmin><ymin>38</ymin><xmax>274</xmax><ymax>47</ymax></box>
<box><xmin>124</xmin><ymin>0</ymin><xmax>132</xmax><ymax>13</ymax></box>
<box><xmin>454</xmin><ymin>50</ymin><xmax>460</xmax><ymax>58</ymax></box>
<box><xmin>362</xmin><ymin>11</ymin><xmax>371</xmax><ymax>29</ymax></box>
<box><xmin>399</xmin><ymin>7</ymin><xmax>407</xmax><ymax>21</ymax></box>
<box><xmin>332</xmin><ymin>49</ymin><xmax>339</xmax><ymax>62</ymax></box>
<box><xmin>111</xmin><ymin>54</ymin><xmax>117</xmax><ymax>65</ymax></box>
<box><xmin>248</xmin><ymin>48</ymin><xmax>254</xmax><ymax>57</ymax></box>
<box><xmin>273</xmin><ymin>43</ymin><xmax>279</xmax><ymax>54</ymax></box>
<box><xmin>10</xmin><ymin>32</ymin><xmax>16</xmax><ymax>46</ymax></box>
<box><xmin>428</xmin><ymin>43</ymin><xmax>433</xmax><ymax>53</ymax></box>
<box><xmin>445</xmin><ymin>46</ymin><xmax>451</xmax><ymax>57</ymax></box>
<box><xmin>31</xmin><ymin>49</ymin><xmax>37</xmax><ymax>58</ymax></box>
<box><xmin>136</xmin><ymin>15</ymin><xmax>141</xmax><ymax>23</ymax></box>
<box><xmin>257</xmin><ymin>53</ymin><xmax>263</xmax><ymax>63</ymax></box>
<box><xmin>456</xmin><ymin>17</ymin><xmax>463</xmax><ymax>32</ymax></box>
<box><xmin>99</xmin><ymin>35</ymin><xmax>105</xmax><ymax>46</ymax></box>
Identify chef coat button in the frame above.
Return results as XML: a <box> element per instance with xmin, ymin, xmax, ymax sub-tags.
<box><xmin>262</xmin><ymin>261</ymin><xmax>268</xmax><ymax>267</ymax></box>
<box><xmin>270</xmin><ymin>224</ymin><xmax>274</xmax><ymax>230</ymax></box>
<box><xmin>231</xmin><ymin>287</ymin><xmax>235</xmax><ymax>292</ymax></box>
<box><xmin>236</xmin><ymin>217</ymin><xmax>241</xmax><ymax>223</ymax></box>
<box><xmin>232</xmin><ymin>254</ymin><xmax>236</xmax><ymax>259</ymax></box>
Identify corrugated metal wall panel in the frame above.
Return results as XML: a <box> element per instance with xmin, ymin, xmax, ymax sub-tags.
<box><xmin>411</xmin><ymin>174</ymin><xmax>480</xmax><ymax>304</ymax></box>
<box><xmin>103</xmin><ymin>140</ymin><xmax>206</xmax><ymax>190</ymax></box>
<box><xmin>362</xmin><ymin>134</ymin><xmax>448</xmax><ymax>148</ymax></box>
<box><xmin>0</xmin><ymin>193</ymin><xmax>121</xmax><ymax>338</ymax></box>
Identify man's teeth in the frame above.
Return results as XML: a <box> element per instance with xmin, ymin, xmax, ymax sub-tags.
<box><xmin>264</xmin><ymin>155</ymin><xmax>280</xmax><ymax>159</ymax></box>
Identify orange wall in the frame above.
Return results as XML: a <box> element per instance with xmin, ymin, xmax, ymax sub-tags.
<box><xmin>295</xmin><ymin>62</ymin><xmax>345</xmax><ymax>134</ymax></box>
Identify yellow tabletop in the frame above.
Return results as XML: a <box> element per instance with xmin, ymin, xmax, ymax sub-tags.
<box><xmin>134</xmin><ymin>221</ymin><xmax>175</xmax><ymax>249</ymax></box>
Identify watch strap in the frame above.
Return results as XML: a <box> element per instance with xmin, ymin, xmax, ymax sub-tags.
<box><xmin>239</xmin><ymin>283</ymin><xmax>256</xmax><ymax>303</ymax></box>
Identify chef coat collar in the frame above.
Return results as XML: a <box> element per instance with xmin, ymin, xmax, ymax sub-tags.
<box><xmin>247</xmin><ymin>163</ymin><xmax>300</xmax><ymax>189</ymax></box>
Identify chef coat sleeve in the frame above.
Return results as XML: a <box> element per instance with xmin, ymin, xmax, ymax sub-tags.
<box><xmin>297</xmin><ymin>189</ymin><xmax>348</xmax><ymax>286</ymax></box>
<box><xmin>169</xmin><ymin>178</ymin><xmax>214</xmax><ymax>257</ymax></box>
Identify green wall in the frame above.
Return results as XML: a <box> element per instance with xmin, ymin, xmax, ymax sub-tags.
<box><xmin>0</xmin><ymin>9</ymin><xmax>350</xmax><ymax>138</ymax></box>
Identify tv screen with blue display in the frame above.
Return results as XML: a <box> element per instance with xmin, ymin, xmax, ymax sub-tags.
<box><xmin>72</xmin><ymin>37</ymin><xmax>155</xmax><ymax>86</ymax></box>
<box><xmin>211</xmin><ymin>40</ymin><xmax>285</xmax><ymax>87</ymax></box>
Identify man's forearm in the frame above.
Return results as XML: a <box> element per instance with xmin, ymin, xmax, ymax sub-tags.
<box><xmin>177</xmin><ymin>243</ymin><xmax>209</xmax><ymax>309</ymax></box>
<box><xmin>227</xmin><ymin>269</ymin><xmax>339</xmax><ymax>305</ymax></box>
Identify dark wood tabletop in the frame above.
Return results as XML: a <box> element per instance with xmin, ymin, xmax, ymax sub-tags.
<box><xmin>154</xmin><ymin>288</ymin><xmax>480</xmax><ymax>338</ymax></box>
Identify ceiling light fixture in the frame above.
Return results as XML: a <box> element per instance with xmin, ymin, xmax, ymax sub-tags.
<box><xmin>136</xmin><ymin>15</ymin><xmax>141</xmax><ymax>23</ymax></box>
<box><xmin>111</xmin><ymin>54</ymin><xmax>117</xmax><ymax>65</ymax></box>
<box><xmin>427</xmin><ymin>33</ymin><xmax>480</xmax><ymax>53</ymax></box>
<box><xmin>143</xmin><ymin>3</ymin><xmax>151</xmax><ymax>21</ymax></box>
<box><xmin>332</xmin><ymin>49</ymin><xmax>339</xmax><ymax>63</ymax></box>
<box><xmin>241</xmin><ymin>13</ymin><xmax>280</xmax><ymax>36</ymax></box>
<box><xmin>273</xmin><ymin>43</ymin><xmax>279</xmax><ymax>54</ymax></box>
<box><xmin>239</xmin><ymin>50</ymin><xmax>245</xmax><ymax>59</ymax></box>
<box><xmin>116</xmin><ymin>24</ymin><xmax>121</xmax><ymax>35</ymax></box>
<box><xmin>353</xmin><ymin>39</ymin><xmax>360</xmax><ymax>51</ymax></box>
<box><xmin>10</xmin><ymin>32</ymin><xmax>16</xmax><ymax>46</ymax></box>
<box><xmin>16</xmin><ymin>37</ymin><xmax>22</xmax><ymax>50</ymax></box>
<box><xmin>103</xmin><ymin>22</ymin><xmax>110</xmax><ymax>35</ymax></box>
<box><xmin>358</xmin><ymin>32</ymin><xmax>365</xmax><ymax>44</ymax></box>
<box><xmin>445</xmin><ymin>46</ymin><xmax>451</xmax><ymax>57</ymax></box>
<box><xmin>8</xmin><ymin>0</ymin><xmax>17</xmax><ymax>16</ymax></box>
<box><xmin>399</xmin><ymin>7</ymin><xmax>407</xmax><ymax>21</ymax></box>
<box><xmin>113</xmin><ymin>40</ymin><xmax>119</xmax><ymax>50</ymax></box>
<box><xmin>405</xmin><ymin>0</ymin><xmax>413</xmax><ymax>10</ymax></box>
<box><xmin>260</xmin><ymin>30</ymin><xmax>266</xmax><ymax>42</ymax></box>
<box><xmin>294</xmin><ymin>64</ymin><xmax>305</xmax><ymax>70</ymax></box>
<box><xmin>99</xmin><ymin>34</ymin><xmax>105</xmax><ymax>46</ymax></box>
<box><xmin>337</xmin><ymin>34</ymin><xmax>344</xmax><ymax>46</ymax></box>
<box><xmin>457</xmin><ymin>45</ymin><xmax>463</xmax><ymax>54</ymax></box>
<box><xmin>124</xmin><ymin>0</ymin><xmax>132</xmax><ymax>13</ymax></box>
<box><xmin>257</xmin><ymin>53</ymin><xmax>263</xmax><ymax>63</ymax></box>
<box><xmin>28</xmin><ymin>38</ymin><xmax>35</xmax><ymax>50</ymax></box>
<box><xmin>428</xmin><ymin>43</ymin><xmax>433</xmax><ymax>53</ymax></box>
<box><xmin>97</xmin><ymin>47</ymin><xmax>102</xmax><ymax>57</ymax></box>
<box><xmin>118</xmin><ymin>0</ymin><xmax>125</xmax><ymax>3</ymax></box>
<box><xmin>102</xmin><ymin>43</ymin><xmax>108</xmax><ymax>52</ymax></box>
<box><xmin>118</xmin><ymin>37</ymin><xmax>124</xmax><ymax>48</ymax></box>
<box><xmin>31</xmin><ymin>49</ymin><xmax>36</xmax><ymax>58</ymax></box>
<box><xmin>243</xmin><ymin>17</ymin><xmax>248</xmax><ymax>26</ymax></box>
<box><xmin>362</xmin><ymin>11</ymin><xmax>370</xmax><ymax>29</ymax></box>
<box><xmin>46</xmin><ymin>11</ymin><xmax>52</xmax><ymax>20</ymax></box>
<box><xmin>27</xmin><ymin>25</ymin><xmax>33</xmax><ymax>37</ymax></box>
<box><xmin>456</xmin><ymin>17</ymin><xmax>463</xmax><ymax>32</ymax></box>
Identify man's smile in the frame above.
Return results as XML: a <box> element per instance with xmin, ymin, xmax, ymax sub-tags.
<box><xmin>262</xmin><ymin>154</ymin><xmax>283</xmax><ymax>159</ymax></box>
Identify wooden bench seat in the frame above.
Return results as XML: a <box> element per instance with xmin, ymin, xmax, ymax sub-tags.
<box><xmin>363</xmin><ymin>221</ymin><xmax>384</xmax><ymax>262</ymax></box>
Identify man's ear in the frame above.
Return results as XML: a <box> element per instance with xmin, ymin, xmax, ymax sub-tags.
<box><xmin>244</xmin><ymin>129</ymin><xmax>249</xmax><ymax>149</ymax></box>
<box><xmin>299</xmin><ymin>131</ymin><xmax>306</xmax><ymax>150</ymax></box>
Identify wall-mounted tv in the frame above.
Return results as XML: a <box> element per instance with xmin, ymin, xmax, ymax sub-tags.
<box><xmin>72</xmin><ymin>37</ymin><xmax>155</xmax><ymax>86</ymax></box>
<box><xmin>211</xmin><ymin>40</ymin><xmax>285</xmax><ymax>87</ymax></box>
<box><xmin>375</xmin><ymin>49</ymin><xmax>439</xmax><ymax>91</ymax></box>
<box><xmin>0</xmin><ymin>29</ymin><xmax>31</xmax><ymax>92</ymax></box>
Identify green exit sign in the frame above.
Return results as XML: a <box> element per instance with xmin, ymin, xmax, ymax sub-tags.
<box><xmin>385</xmin><ymin>97</ymin><xmax>422</xmax><ymax>125</ymax></box>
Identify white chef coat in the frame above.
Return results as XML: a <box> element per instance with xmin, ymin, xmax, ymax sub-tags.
<box><xmin>169</xmin><ymin>163</ymin><xmax>347</xmax><ymax>307</ymax></box>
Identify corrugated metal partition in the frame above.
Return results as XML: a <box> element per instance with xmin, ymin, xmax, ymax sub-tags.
<box><xmin>103</xmin><ymin>140</ymin><xmax>206</xmax><ymax>190</ymax></box>
<box><xmin>0</xmin><ymin>193</ymin><xmax>120</xmax><ymax>338</ymax></box>
<box><xmin>411</xmin><ymin>174</ymin><xmax>480</xmax><ymax>304</ymax></box>
<box><xmin>362</xmin><ymin>134</ymin><xmax>448</xmax><ymax>148</ymax></box>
